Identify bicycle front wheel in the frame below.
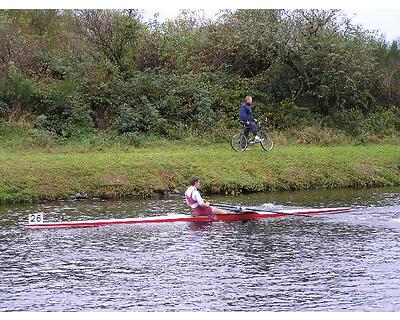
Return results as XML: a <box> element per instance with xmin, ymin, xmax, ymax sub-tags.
<box><xmin>259</xmin><ymin>130</ymin><xmax>274</xmax><ymax>151</ymax></box>
<box><xmin>230</xmin><ymin>132</ymin><xmax>249</xmax><ymax>151</ymax></box>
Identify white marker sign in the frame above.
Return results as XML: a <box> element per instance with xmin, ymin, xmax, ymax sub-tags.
<box><xmin>28</xmin><ymin>213</ymin><xmax>44</xmax><ymax>224</ymax></box>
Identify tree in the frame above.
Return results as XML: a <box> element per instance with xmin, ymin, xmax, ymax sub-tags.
<box><xmin>74</xmin><ymin>10</ymin><xmax>143</xmax><ymax>76</ymax></box>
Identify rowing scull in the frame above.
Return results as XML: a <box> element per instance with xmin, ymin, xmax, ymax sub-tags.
<box><xmin>26</xmin><ymin>207</ymin><xmax>351</xmax><ymax>229</ymax></box>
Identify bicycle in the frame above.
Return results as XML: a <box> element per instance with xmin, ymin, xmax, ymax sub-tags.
<box><xmin>230</xmin><ymin>118</ymin><xmax>274</xmax><ymax>152</ymax></box>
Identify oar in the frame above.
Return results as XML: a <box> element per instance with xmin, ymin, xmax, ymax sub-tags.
<box><xmin>211</xmin><ymin>203</ymin><xmax>243</xmax><ymax>212</ymax></box>
<box><xmin>211</xmin><ymin>203</ymin><xmax>281</xmax><ymax>214</ymax></box>
<box><xmin>210</xmin><ymin>203</ymin><xmax>251</xmax><ymax>215</ymax></box>
<box><xmin>212</xmin><ymin>203</ymin><xmax>310</xmax><ymax>216</ymax></box>
<box><xmin>240</xmin><ymin>207</ymin><xmax>308</xmax><ymax>216</ymax></box>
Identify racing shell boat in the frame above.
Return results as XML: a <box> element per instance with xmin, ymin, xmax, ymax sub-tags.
<box><xmin>26</xmin><ymin>205</ymin><xmax>351</xmax><ymax>229</ymax></box>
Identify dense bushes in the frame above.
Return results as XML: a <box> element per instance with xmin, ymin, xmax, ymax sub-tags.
<box><xmin>0</xmin><ymin>9</ymin><xmax>399</xmax><ymax>142</ymax></box>
<box><xmin>0</xmin><ymin>64</ymin><xmax>34</xmax><ymax>114</ymax></box>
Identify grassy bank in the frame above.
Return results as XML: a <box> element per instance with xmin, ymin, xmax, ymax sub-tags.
<box><xmin>0</xmin><ymin>143</ymin><xmax>399</xmax><ymax>204</ymax></box>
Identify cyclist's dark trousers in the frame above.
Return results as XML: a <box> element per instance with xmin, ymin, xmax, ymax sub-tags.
<box><xmin>248</xmin><ymin>122</ymin><xmax>257</xmax><ymax>136</ymax></box>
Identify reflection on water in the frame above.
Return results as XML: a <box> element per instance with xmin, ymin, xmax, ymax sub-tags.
<box><xmin>0</xmin><ymin>187</ymin><xmax>400</xmax><ymax>311</ymax></box>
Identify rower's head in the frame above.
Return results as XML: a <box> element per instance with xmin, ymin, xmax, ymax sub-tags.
<box><xmin>245</xmin><ymin>96</ymin><xmax>253</xmax><ymax>105</ymax></box>
<box><xmin>190</xmin><ymin>176</ymin><xmax>201</xmax><ymax>188</ymax></box>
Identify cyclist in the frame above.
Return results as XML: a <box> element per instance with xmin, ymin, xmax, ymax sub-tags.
<box><xmin>239</xmin><ymin>96</ymin><xmax>261</xmax><ymax>142</ymax></box>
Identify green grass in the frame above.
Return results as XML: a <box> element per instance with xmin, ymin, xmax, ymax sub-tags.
<box><xmin>1</xmin><ymin>143</ymin><xmax>399</xmax><ymax>204</ymax></box>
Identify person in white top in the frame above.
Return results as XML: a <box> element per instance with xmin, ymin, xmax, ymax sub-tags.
<box><xmin>185</xmin><ymin>176</ymin><xmax>227</xmax><ymax>216</ymax></box>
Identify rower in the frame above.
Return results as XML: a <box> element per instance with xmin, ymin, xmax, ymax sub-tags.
<box><xmin>185</xmin><ymin>176</ymin><xmax>227</xmax><ymax>216</ymax></box>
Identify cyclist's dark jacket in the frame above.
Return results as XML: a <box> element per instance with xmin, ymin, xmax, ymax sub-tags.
<box><xmin>239</xmin><ymin>102</ymin><xmax>254</xmax><ymax>122</ymax></box>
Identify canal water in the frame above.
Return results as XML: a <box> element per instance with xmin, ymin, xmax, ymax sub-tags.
<box><xmin>1</xmin><ymin>187</ymin><xmax>399</xmax><ymax>311</ymax></box>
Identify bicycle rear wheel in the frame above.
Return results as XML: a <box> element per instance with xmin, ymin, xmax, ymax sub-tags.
<box><xmin>230</xmin><ymin>132</ymin><xmax>249</xmax><ymax>151</ymax></box>
<box><xmin>259</xmin><ymin>130</ymin><xmax>274</xmax><ymax>151</ymax></box>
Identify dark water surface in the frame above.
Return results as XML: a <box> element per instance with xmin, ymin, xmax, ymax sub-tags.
<box><xmin>1</xmin><ymin>187</ymin><xmax>400</xmax><ymax>311</ymax></box>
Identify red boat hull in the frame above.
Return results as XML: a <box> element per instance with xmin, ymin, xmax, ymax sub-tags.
<box><xmin>25</xmin><ymin>207</ymin><xmax>351</xmax><ymax>229</ymax></box>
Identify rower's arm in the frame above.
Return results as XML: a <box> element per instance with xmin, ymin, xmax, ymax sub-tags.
<box><xmin>194</xmin><ymin>191</ymin><xmax>210</xmax><ymax>207</ymax></box>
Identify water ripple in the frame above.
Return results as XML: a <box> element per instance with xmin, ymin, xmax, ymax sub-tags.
<box><xmin>1</xmin><ymin>187</ymin><xmax>400</xmax><ymax>311</ymax></box>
